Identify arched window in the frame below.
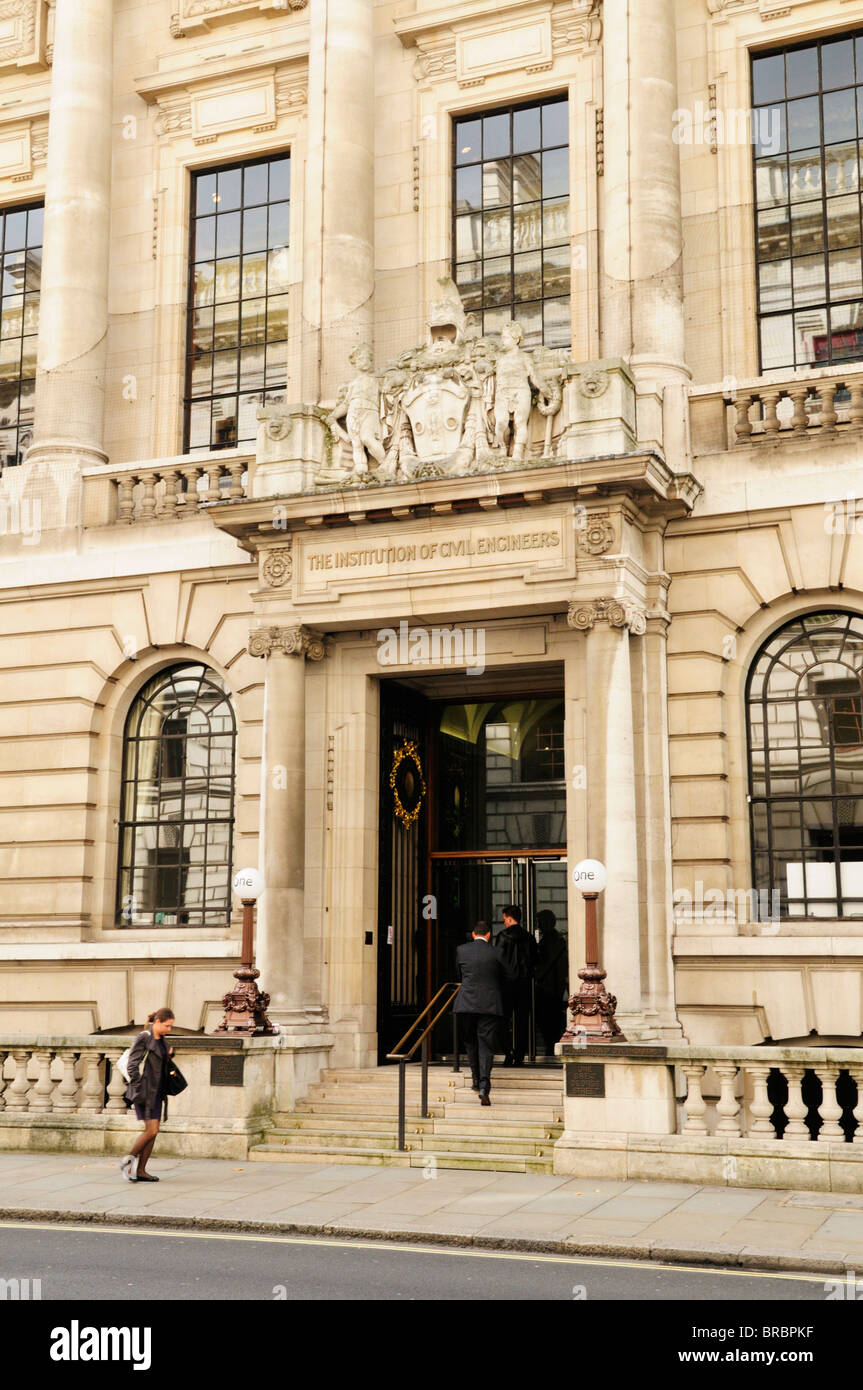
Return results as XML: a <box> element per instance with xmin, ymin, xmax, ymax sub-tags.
<box><xmin>748</xmin><ymin>611</ymin><xmax>863</xmax><ymax>919</ymax></box>
<box><xmin>117</xmin><ymin>663</ymin><xmax>236</xmax><ymax>927</ymax></box>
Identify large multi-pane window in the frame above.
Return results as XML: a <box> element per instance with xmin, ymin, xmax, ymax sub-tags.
<box><xmin>117</xmin><ymin>664</ymin><xmax>236</xmax><ymax>928</ymax></box>
<box><xmin>748</xmin><ymin>612</ymin><xmax>863</xmax><ymax>919</ymax></box>
<box><xmin>452</xmin><ymin>96</ymin><xmax>570</xmax><ymax>348</ymax></box>
<box><xmin>753</xmin><ymin>34</ymin><xmax>863</xmax><ymax>370</ymax></box>
<box><xmin>185</xmin><ymin>155</ymin><xmax>290</xmax><ymax>453</ymax></box>
<box><xmin>0</xmin><ymin>202</ymin><xmax>41</xmax><ymax>471</ymax></box>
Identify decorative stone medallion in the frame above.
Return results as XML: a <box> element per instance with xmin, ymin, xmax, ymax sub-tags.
<box><xmin>261</xmin><ymin>546</ymin><xmax>293</xmax><ymax>588</ymax></box>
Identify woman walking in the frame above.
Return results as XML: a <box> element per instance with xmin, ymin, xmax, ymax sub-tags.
<box><xmin>120</xmin><ymin>1007</ymin><xmax>175</xmax><ymax>1183</ymax></box>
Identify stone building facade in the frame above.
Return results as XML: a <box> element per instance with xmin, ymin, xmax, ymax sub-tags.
<box><xmin>0</xmin><ymin>0</ymin><xmax>862</xmax><ymax>1079</ymax></box>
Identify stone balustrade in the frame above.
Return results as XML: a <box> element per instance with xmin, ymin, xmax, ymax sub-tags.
<box><xmin>672</xmin><ymin>1045</ymin><xmax>863</xmax><ymax>1143</ymax></box>
<box><xmin>556</xmin><ymin>1041</ymin><xmax>863</xmax><ymax>1190</ymax></box>
<box><xmin>690</xmin><ymin>370</ymin><xmax>863</xmax><ymax>454</ymax></box>
<box><xmin>81</xmin><ymin>452</ymin><xmax>252</xmax><ymax>526</ymax></box>
<box><xmin>0</xmin><ymin>1032</ymin><xmax>324</xmax><ymax>1160</ymax></box>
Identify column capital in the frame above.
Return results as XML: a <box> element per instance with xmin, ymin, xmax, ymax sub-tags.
<box><xmin>567</xmin><ymin>597</ymin><xmax>647</xmax><ymax>635</ymax></box>
<box><xmin>249</xmin><ymin>625</ymin><xmax>327</xmax><ymax>661</ymax></box>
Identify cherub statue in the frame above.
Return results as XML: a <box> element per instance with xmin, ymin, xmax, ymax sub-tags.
<box><xmin>492</xmin><ymin>319</ymin><xmax>547</xmax><ymax>462</ymax></box>
<box><xmin>329</xmin><ymin>343</ymin><xmax>387</xmax><ymax>476</ymax></box>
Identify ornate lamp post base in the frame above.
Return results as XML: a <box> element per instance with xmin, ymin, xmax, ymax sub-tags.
<box><xmin>562</xmin><ymin>874</ymin><xmax>627</xmax><ymax>1044</ymax></box>
<box><xmin>563</xmin><ymin>963</ymin><xmax>626</xmax><ymax>1042</ymax></box>
<box><xmin>213</xmin><ymin>962</ymin><xmax>277</xmax><ymax>1036</ymax></box>
<box><xmin>212</xmin><ymin>885</ymin><xmax>277</xmax><ymax>1036</ymax></box>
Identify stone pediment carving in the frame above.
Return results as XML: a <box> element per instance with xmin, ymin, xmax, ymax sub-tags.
<box><xmin>317</xmin><ymin>278</ymin><xmax>567</xmax><ymax>490</ymax></box>
<box><xmin>171</xmin><ymin>0</ymin><xmax>307</xmax><ymax>38</ymax></box>
<box><xmin>0</xmin><ymin>0</ymin><xmax>48</xmax><ymax>75</ymax></box>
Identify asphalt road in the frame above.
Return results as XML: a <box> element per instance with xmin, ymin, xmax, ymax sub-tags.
<box><xmin>0</xmin><ymin>1221</ymin><xmax>829</xmax><ymax>1302</ymax></box>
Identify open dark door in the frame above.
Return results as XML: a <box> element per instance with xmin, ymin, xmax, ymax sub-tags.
<box><xmin>377</xmin><ymin>682</ymin><xmax>431</xmax><ymax>1062</ymax></box>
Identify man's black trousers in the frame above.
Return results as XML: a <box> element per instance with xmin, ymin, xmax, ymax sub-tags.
<box><xmin>459</xmin><ymin>1013</ymin><xmax>500</xmax><ymax>1094</ymax></box>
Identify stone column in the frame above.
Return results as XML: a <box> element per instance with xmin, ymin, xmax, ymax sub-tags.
<box><xmin>301</xmin><ymin>0</ymin><xmax>375</xmax><ymax>405</ymax></box>
<box><xmin>601</xmin><ymin>0</ymin><xmax>687</xmax><ymax>450</ymax></box>
<box><xmin>249</xmin><ymin>624</ymin><xmax>327</xmax><ymax>1027</ymax></box>
<box><xmin>632</xmin><ymin>609</ymin><xmax>682</xmax><ymax>1038</ymax></box>
<box><xmin>27</xmin><ymin>0</ymin><xmax>113</xmax><ymax>509</ymax></box>
<box><xmin>568</xmin><ymin>597</ymin><xmax>648</xmax><ymax>1036</ymax></box>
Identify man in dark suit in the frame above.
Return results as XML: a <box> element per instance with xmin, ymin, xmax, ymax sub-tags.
<box><xmin>495</xmin><ymin>903</ymin><xmax>537</xmax><ymax>1066</ymax></box>
<box><xmin>454</xmin><ymin>920</ymin><xmax>512</xmax><ymax>1105</ymax></box>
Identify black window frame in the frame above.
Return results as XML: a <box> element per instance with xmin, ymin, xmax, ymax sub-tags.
<box><xmin>116</xmin><ymin>663</ymin><xmax>237</xmax><ymax>929</ymax></box>
<box><xmin>0</xmin><ymin>198</ymin><xmax>42</xmax><ymax>472</ymax></box>
<box><xmin>451</xmin><ymin>92</ymin><xmax>571</xmax><ymax>349</ymax></box>
<box><xmin>747</xmin><ymin>610</ymin><xmax>863</xmax><ymax>920</ymax></box>
<box><xmin>183</xmin><ymin>151</ymin><xmax>291</xmax><ymax>455</ymax></box>
<box><xmin>752</xmin><ymin>30</ymin><xmax>863</xmax><ymax>372</ymax></box>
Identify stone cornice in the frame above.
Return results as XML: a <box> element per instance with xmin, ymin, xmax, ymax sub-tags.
<box><xmin>211</xmin><ymin>455</ymin><xmax>701</xmax><ymax>552</ymax></box>
<box><xmin>135</xmin><ymin>46</ymin><xmax>307</xmax><ymax>106</ymax></box>
<box><xmin>567</xmin><ymin>597</ymin><xmax>647</xmax><ymax>635</ymax></box>
<box><xmin>248</xmin><ymin>625</ymin><xmax>326</xmax><ymax>660</ymax></box>
<box><xmin>396</xmin><ymin>0</ymin><xmax>600</xmax><ymax>87</ymax></box>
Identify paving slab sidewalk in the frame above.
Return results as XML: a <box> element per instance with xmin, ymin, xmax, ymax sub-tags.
<box><xmin>0</xmin><ymin>1152</ymin><xmax>862</xmax><ymax>1275</ymax></box>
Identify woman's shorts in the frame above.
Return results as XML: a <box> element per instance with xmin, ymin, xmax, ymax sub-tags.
<box><xmin>134</xmin><ymin>1102</ymin><xmax>163</xmax><ymax>1122</ymax></box>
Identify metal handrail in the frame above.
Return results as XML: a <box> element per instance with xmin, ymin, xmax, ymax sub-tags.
<box><xmin>386</xmin><ymin>981</ymin><xmax>460</xmax><ymax>1151</ymax></box>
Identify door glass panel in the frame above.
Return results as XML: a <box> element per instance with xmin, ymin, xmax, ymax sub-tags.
<box><xmin>436</xmin><ymin>698</ymin><xmax>566</xmax><ymax>853</ymax></box>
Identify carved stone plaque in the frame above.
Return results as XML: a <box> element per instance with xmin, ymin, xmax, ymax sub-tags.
<box><xmin>565</xmin><ymin>1062</ymin><xmax>605</xmax><ymax>1098</ymax></box>
<box><xmin>210</xmin><ymin>1053</ymin><xmax>245</xmax><ymax>1087</ymax></box>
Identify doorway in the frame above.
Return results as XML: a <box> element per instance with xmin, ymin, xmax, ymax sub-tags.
<box><xmin>431</xmin><ymin>853</ymin><xmax>568</xmax><ymax>1060</ymax></box>
<box><xmin>377</xmin><ymin>682</ymin><xmax>568</xmax><ymax>1061</ymax></box>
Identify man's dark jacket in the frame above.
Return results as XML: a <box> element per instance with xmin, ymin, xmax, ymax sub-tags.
<box><xmin>495</xmin><ymin>924</ymin><xmax>537</xmax><ymax>980</ymax></box>
<box><xmin>124</xmin><ymin>1029</ymin><xmax>168</xmax><ymax>1113</ymax></box>
<box><xmin>454</xmin><ymin>939</ymin><xmax>512</xmax><ymax>1016</ymax></box>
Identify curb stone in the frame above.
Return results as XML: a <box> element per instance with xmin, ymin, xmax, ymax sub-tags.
<box><xmin>0</xmin><ymin>1205</ymin><xmax>846</xmax><ymax>1276</ymax></box>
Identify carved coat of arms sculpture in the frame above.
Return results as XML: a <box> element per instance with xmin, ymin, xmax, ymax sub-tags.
<box><xmin>326</xmin><ymin>278</ymin><xmax>566</xmax><ymax>486</ymax></box>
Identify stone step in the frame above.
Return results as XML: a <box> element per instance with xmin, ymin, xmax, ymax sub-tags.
<box><xmin>275</xmin><ymin>1113</ymin><xmax>437</xmax><ymax>1134</ymax></box>
<box><xmin>305</xmin><ymin>1081</ymin><xmax>561</xmax><ymax>1104</ymax></box>
<box><xmin>248</xmin><ymin>1143</ymin><xmax>554</xmax><ymax>1174</ymax></box>
<box><xmin>277</xmin><ymin>1112</ymin><xmax>561</xmax><ymax>1141</ymax></box>
<box><xmin>445</xmin><ymin>1088</ymin><xmax>562</xmax><ymax>1106</ymax></box>
<box><xmin>320</xmin><ymin>1067</ymin><xmax>562</xmax><ymax>1086</ymax></box>
<box><xmin>295</xmin><ymin>1100</ymin><xmax>562</xmax><ymax>1123</ymax></box>
<box><xmin>294</xmin><ymin>1099</ymin><xmax>447</xmax><ymax>1118</ymax></box>
<box><xmin>265</xmin><ymin>1127</ymin><xmax>557</xmax><ymax>1157</ymax></box>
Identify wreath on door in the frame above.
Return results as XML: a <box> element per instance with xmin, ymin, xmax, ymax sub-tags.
<box><xmin>390</xmin><ymin>740</ymin><xmax>427</xmax><ymax>828</ymax></box>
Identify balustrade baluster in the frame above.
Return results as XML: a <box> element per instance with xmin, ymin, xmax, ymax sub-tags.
<box><xmin>681</xmin><ymin>1064</ymin><xmax>708</xmax><ymax>1133</ymax></box>
<box><xmin>204</xmin><ymin>464</ymin><xmax>222</xmax><ymax>504</ymax></box>
<box><xmin>714</xmin><ymin>1064</ymin><xmax>742</xmax><ymax>1135</ymax></box>
<box><xmin>103</xmin><ymin>1050</ymin><xmax>128</xmax><ymax>1112</ymax></box>
<box><xmin>819</xmin><ymin>382</ymin><xmax>838</xmax><ymax>431</ymax></box>
<box><xmin>138</xmin><ymin>472</ymin><xmax>157</xmax><ymax>523</ymax></box>
<box><xmin>52</xmin><ymin>1051</ymin><xmax>80</xmax><ymax>1113</ymax></box>
<box><xmin>78</xmin><ymin>1049</ymin><xmax>105</xmax><ymax>1113</ymax></box>
<box><xmin>29</xmin><ymin>1048</ymin><xmax>55</xmax><ymax>1112</ymax></box>
<box><xmin>117</xmin><ymin>474</ymin><xmax>136</xmax><ymax>524</ymax></box>
<box><xmin>734</xmin><ymin>395</ymin><xmax>753</xmax><ymax>443</ymax></box>
<box><xmin>5</xmin><ymin>1050</ymin><xmax>32</xmax><ymax>1111</ymax></box>
<box><xmin>179</xmin><ymin>465</ymin><xmax>201</xmax><ymax>516</ymax></box>
<box><xmin>746</xmin><ymin>1064</ymin><xmax>776</xmax><ymax>1137</ymax></box>
<box><xmin>847</xmin><ymin>1065</ymin><xmax>863</xmax><ymax>1144</ymax></box>
<box><xmin>789</xmin><ymin>386</ymin><xmax>809</xmax><ymax>435</ymax></box>
<box><xmin>849</xmin><ymin>1065</ymin><xmax>863</xmax><ymax>1144</ymax></box>
<box><xmin>849</xmin><ymin>381</ymin><xmax>863</xmax><ymax>432</ymax></box>
<box><xmin>0</xmin><ymin>1048</ymin><xmax>6</xmax><ymax>1110</ymax></box>
<box><xmin>227</xmin><ymin>462</ymin><xmax>244</xmax><ymax>500</ymax></box>
<box><xmin>760</xmin><ymin>389</ymin><xmax>781</xmax><ymax>437</ymax></box>
<box><xmin>160</xmin><ymin>468</ymin><xmax>180</xmax><ymax>518</ymax></box>
<box><xmin>782</xmin><ymin>1064</ymin><xmax>810</xmax><ymax>1139</ymax></box>
<box><xmin>815</xmin><ymin>1066</ymin><xmax>844</xmax><ymax>1142</ymax></box>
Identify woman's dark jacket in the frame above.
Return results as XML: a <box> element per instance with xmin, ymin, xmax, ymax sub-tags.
<box><xmin>124</xmin><ymin>1029</ymin><xmax>168</xmax><ymax>1114</ymax></box>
